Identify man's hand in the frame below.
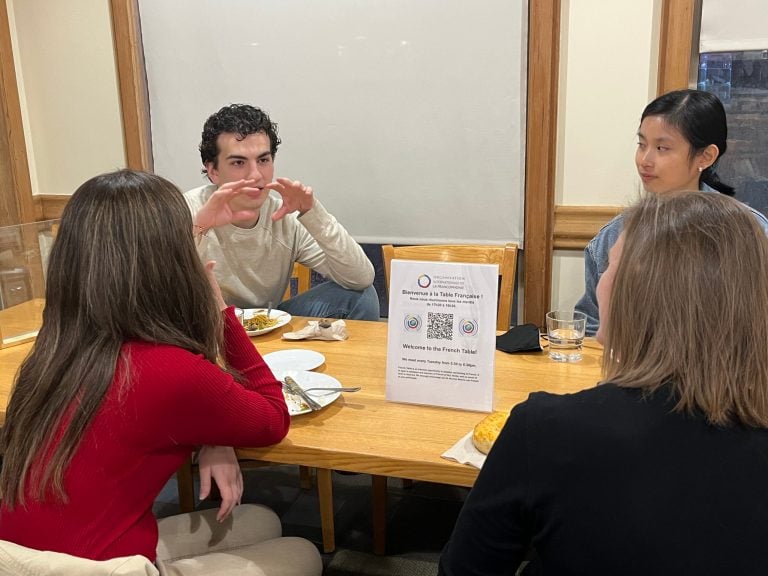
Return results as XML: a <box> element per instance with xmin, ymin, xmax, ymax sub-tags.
<box><xmin>266</xmin><ymin>177</ymin><xmax>315</xmax><ymax>221</ymax></box>
<box><xmin>197</xmin><ymin>445</ymin><xmax>243</xmax><ymax>522</ymax></box>
<box><xmin>195</xmin><ymin>179</ymin><xmax>261</xmax><ymax>230</ymax></box>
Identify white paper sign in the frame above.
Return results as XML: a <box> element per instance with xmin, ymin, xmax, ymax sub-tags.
<box><xmin>385</xmin><ymin>260</ymin><xmax>497</xmax><ymax>411</ymax></box>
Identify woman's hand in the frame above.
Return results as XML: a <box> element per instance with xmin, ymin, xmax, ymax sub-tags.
<box><xmin>194</xmin><ymin>179</ymin><xmax>261</xmax><ymax>230</ymax></box>
<box><xmin>204</xmin><ymin>261</ymin><xmax>228</xmax><ymax>312</ymax></box>
<box><xmin>197</xmin><ymin>445</ymin><xmax>244</xmax><ymax>522</ymax></box>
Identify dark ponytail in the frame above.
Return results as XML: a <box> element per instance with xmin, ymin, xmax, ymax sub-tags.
<box><xmin>641</xmin><ymin>89</ymin><xmax>735</xmax><ymax>196</ymax></box>
<box><xmin>700</xmin><ymin>165</ymin><xmax>735</xmax><ymax>196</ymax></box>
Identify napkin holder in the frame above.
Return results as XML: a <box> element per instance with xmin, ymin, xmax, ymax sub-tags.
<box><xmin>282</xmin><ymin>319</ymin><xmax>348</xmax><ymax>341</ymax></box>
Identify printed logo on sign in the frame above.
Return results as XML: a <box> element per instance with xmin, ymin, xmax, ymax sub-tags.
<box><xmin>459</xmin><ymin>318</ymin><xmax>478</xmax><ymax>337</ymax></box>
<box><xmin>403</xmin><ymin>314</ymin><xmax>422</xmax><ymax>332</ymax></box>
<box><xmin>417</xmin><ymin>274</ymin><xmax>431</xmax><ymax>288</ymax></box>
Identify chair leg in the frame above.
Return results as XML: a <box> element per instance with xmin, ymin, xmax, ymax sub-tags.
<box><xmin>316</xmin><ymin>468</ymin><xmax>336</xmax><ymax>553</ymax></box>
<box><xmin>176</xmin><ymin>458</ymin><xmax>195</xmax><ymax>513</ymax></box>
<box><xmin>372</xmin><ymin>475</ymin><xmax>388</xmax><ymax>555</ymax></box>
<box><xmin>299</xmin><ymin>465</ymin><xmax>313</xmax><ymax>489</ymax></box>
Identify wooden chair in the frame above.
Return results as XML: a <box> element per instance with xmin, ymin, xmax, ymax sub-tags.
<box><xmin>283</xmin><ymin>262</ymin><xmax>311</xmax><ymax>301</ymax></box>
<box><xmin>382</xmin><ymin>243</ymin><xmax>519</xmax><ymax>331</ymax></box>
<box><xmin>177</xmin><ymin>263</ymin><xmax>315</xmax><ymax>511</ymax></box>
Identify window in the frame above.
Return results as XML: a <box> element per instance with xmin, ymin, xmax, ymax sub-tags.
<box><xmin>698</xmin><ymin>49</ymin><xmax>768</xmax><ymax>216</ymax></box>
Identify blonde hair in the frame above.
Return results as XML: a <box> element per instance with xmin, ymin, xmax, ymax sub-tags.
<box><xmin>603</xmin><ymin>191</ymin><xmax>768</xmax><ymax>427</ymax></box>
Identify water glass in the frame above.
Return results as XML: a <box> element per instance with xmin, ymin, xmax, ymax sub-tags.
<box><xmin>546</xmin><ymin>310</ymin><xmax>587</xmax><ymax>362</ymax></box>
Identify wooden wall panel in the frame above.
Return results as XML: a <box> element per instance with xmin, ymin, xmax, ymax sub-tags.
<box><xmin>553</xmin><ymin>206</ymin><xmax>623</xmax><ymax>250</ymax></box>
<box><xmin>0</xmin><ymin>0</ymin><xmax>34</xmax><ymax>225</ymax></box>
<box><xmin>110</xmin><ymin>0</ymin><xmax>152</xmax><ymax>171</ymax></box>
<box><xmin>657</xmin><ymin>0</ymin><xmax>697</xmax><ymax>93</ymax></box>
<box><xmin>523</xmin><ymin>0</ymin><xmax>560</xmax><ymax>327</ymax></box>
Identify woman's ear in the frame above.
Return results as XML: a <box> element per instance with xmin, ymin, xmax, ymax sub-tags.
<box><xmin>699</xmin><ymin>144</ymin><xmax>720</xmax><ymax>171</ymax></box>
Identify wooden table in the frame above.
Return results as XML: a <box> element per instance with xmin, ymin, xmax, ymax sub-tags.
<box><xmin>0</xmin><ymin>312</ymin><xmax>604</xmax><ymax>553</ymax></box>
<box><xmin>0</xmin><ymin>299</ymin><xmax>45</xmax><ymax>419</ymax></box>
<box><xmin>237</xmin><ymin>317</ymin><xmax>604</xmax><ymax>553</ymax></box>
<box><xmin>0</xmin><ymin>298</ymin><xmax>43</xmax><ymax>350</ymax></box>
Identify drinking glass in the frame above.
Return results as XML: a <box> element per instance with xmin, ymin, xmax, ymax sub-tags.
<box><xmin>546</xmin><ymin>310</ymin><xmax>587</xmax><ymax>362</ymax></box>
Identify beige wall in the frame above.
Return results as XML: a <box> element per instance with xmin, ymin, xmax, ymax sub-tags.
<box><xmin>8</xmin><ymin>0</ymin><xmax>125</xmax><ymax>196</ymax></box>
<box><xmin>6</xmin><ymin>0</ymin><xmax>662</xmax><ymax>316</ymax></box>
<box><xmin>551</xmin><ymin>0</ymin><xmax>661</xmax><ymax>311</ymax></box>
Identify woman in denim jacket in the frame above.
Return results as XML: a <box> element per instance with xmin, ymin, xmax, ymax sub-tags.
<box><xmin>576</xmin><ymin>89</ymin><xmax>768</xmax><ymax>336</ymax></box>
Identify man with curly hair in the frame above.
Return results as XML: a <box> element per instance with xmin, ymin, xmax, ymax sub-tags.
<box><xmin>185</xmin><ymin>104</ymin><xmax>379</xmax><ymax>320</ymax></box>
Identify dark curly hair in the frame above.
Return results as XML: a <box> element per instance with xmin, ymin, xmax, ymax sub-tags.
<box><xmin>199</xmin><ymin>104</ymin><xmax>281</xmax><ymax>174</ymax></box>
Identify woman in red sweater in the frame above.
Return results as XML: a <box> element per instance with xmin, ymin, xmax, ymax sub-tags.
<box><xmin>0</xmin><ymin>170</ymin><xmax>322</xmax><ymax>575</ymax></box>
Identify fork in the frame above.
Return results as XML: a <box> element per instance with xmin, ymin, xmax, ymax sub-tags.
<box><xmin>283</xmin><ymin>375</ymin><xmax>323</xmax><ymax>410</ymax></box>
<box><xmin>304</xmin><ymin>386</ymin><xmax>361</xmax><ymax>394</ymax></box>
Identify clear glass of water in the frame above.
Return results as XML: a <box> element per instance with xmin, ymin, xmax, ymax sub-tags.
<box><xmin>546</xmin><ymin>310</ymin><xmax>587</xmax><ymax>362</ymax></box>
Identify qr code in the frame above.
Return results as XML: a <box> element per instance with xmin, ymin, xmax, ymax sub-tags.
<box><xmin>427</xmin><ymin>312</ymin><xmax>453</xmax><ymax>340</ymax></box>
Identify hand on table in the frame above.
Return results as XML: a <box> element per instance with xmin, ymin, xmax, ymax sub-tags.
<box><xmin>197</xmin><ymin>445</ymin><xmax>243</xmax><ymax>522</ymax></box>
<box><xmin>266</xmin><ymin>177</ymin><xmax>315</xmax><ymax>221</ymax></box>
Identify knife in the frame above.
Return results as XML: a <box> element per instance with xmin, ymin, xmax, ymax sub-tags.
<box><xmin>283</xmin><ymin>375</ymin><xmax>323</xmax><ymax>411</ymax></box>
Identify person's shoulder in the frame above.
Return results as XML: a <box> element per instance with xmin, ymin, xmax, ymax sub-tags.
<box><xmin>521</xmin><ymin>384</ymin><xmax>654</xmax><ymax>427</ymax></box>
<box><xmin>595</xmin><ymin>213</ymin><xmax>625</xmax><ymax>238</ymax></box>
<box><xmin>123</xmin><ymin>341</ymin><xmax>216</xmax><ymax>395</ymax></box>
<box><xmin>183</xmin><ymin>183</ymin><xmax>216</xmax><ymax>210</ymax></box>
<box><xmin>124</xmin><ymin>340</ymin><xmax>205</xmax><ymax>372</ymax></box>
<box><xmin>585</xmin><ymin>212</ymin><xmax>625</xmax><ymax>256</ymax></box>
<box><xmin>527</xmin><ymin>383</ymin><xmax>627</xmax><ymax>407</ymax></box>
<box><xmin>745</xmin><ymin>204</ymin><xmax>768</xmax><ymax>233</ymax></box>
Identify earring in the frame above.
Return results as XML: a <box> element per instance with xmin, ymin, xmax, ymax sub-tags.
<box><xmin>698</xmin><ymin>166</ymin><xmax>704</xmax><ymax>173</ymax></box>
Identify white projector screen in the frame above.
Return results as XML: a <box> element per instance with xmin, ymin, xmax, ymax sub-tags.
<box><xmin>138</xmin><ymin>0</ymin><xmax>527</xmax><ymax>245</ymax></box>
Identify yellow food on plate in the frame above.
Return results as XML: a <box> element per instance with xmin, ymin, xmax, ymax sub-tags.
<box><xmin>244</xmin><ymin>314</ymin><xmax>279</xmax><ymax>331</ymax></box>
<box><xmin>472</xmin><ymin>411</ymin><xmax>509</xmax><ymax>454</ymax></box>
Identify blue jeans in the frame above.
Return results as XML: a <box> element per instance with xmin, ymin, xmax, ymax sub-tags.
<box><xmin>277</xmin><ymin>282</ymin><xmax>380</xmax><ymax>321</ymax></box>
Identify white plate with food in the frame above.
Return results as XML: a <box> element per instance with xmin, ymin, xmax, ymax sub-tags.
<box><xmin>263</xmin><ymin>349</ymin><xmax>325</xmax><ymax>373</ymax></box>
<box><xmin>279</xmin><ymin>370</ymin><xmax>343</xmax><ymax>416</ymax></box>
<box><xmin>241</xmin><ymin>309</ymin><xmax>292</xmax><ymax>336</ymax></box>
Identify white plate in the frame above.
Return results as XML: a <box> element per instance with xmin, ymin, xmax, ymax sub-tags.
<box><xmin>241</xmin><ymin>309</ymin><xmax>292</xmax><ymax>336</ymax></box>
<box><xmin>279</xmin><ymin>370</ymin><xmax>342</xmax><ymax>416</ymax></box>
<box><xmin>263</xmin><ymin>349</ymin><xmax>325</xmax><ymax>373</ymax></box>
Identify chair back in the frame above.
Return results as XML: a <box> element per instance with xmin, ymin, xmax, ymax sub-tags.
<box><xmin>282</xmin><ymin>262</ymin><xmax>311</xmax><ymax>301</ymax></box>
<box><xmin>382</xmin><ymin>243</ymin><xmax>518</xmax><ymax>331</ymax></box>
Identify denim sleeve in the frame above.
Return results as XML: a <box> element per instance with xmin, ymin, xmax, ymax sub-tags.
<box><xmin>749</xmin><ymin>206</ymin><xmax>768</xmax><ymax>235</ymax></box>
<box><xmin>574</xmin><ymin>215</ymin><xmax>622</xmax><ymax>337</ymax></box>
<box><xmin>575</xmin><ymin>241</ymin><xmax>600</xmax><ymax>337</ymax></box>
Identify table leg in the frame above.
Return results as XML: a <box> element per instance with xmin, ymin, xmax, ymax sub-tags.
<box><xmin>372</xmin><ymin>475</ymin><xmax>388</xmax><ymax>555</ymax></box>
<box><xmin>299</xmin><ymin>465</ymin><xmax>313</xmax><ymax>490</ymax></box>
<box><xmin>316</xmin><ymin>468</ymin><xmax>336</xmax><ymax>553</ymax></box>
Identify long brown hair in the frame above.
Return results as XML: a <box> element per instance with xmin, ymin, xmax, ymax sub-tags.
<box><xmin>0</xmin><ymin>170</ymin><xmax>223</xmax><ymax>507</ymax></box>
<box><xmin>603</xmin><ymin>191</ymin><xmax>768</xmax><ymax>427</ymax></box>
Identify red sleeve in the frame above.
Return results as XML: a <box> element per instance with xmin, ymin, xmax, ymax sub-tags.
<box><xmin>123</xmin><ymin>315</ymin><xmax>290</xmax><ymax>449</ymax></box>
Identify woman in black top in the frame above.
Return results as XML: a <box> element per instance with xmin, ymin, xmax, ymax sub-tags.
<box><xmin>439</xmin><ymin>191</ymin><xmax>768</xmax><ymax>575</ymax></box>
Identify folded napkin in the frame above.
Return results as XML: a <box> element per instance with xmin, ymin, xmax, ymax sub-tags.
<box><xmin>282</xmin><ymin>319</ymin><xmax>348</xmax><ymax>341</ymax></box>
<box><xmin>441</xmin><ymin>431</ymin><xmax>487</xmax><ymax>469</ymax></box>
<box><xmin>496</xmin><ymin>323</ymin><xmax>543</xmax><ymax>353</ymax></box>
